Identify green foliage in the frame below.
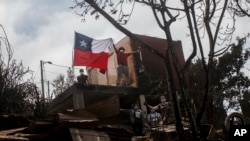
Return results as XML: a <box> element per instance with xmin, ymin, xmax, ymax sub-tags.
<box><xmin>190</xmin><ymin>37</ymin><xmax>250</xmax><ymax>111</ymax></box>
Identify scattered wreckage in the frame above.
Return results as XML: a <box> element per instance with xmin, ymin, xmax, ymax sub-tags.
<box><xmin>0</xmin><ymin>84</ymin><xmax>246</xmax><ymax>141</ymax></box>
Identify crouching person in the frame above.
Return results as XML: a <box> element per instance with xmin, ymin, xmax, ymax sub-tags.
<box><xmin>147</xmin><ymin>109</ymin><xmax>162</xmax><ymax>128</ymax></box>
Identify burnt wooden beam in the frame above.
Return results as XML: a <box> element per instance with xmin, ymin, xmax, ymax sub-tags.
<box><xmin>76</xmin><ymin>83</ymin><xmax>150</xmax><ymax>95</ymax></box>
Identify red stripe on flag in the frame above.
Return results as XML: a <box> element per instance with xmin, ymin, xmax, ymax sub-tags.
<box><xmin>73</xmin><ymin>49</ymin><xmax>109</xmax><ymax>71</ymax></box>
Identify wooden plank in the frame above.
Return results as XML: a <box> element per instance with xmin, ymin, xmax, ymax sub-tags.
<box><xmin>64</xmin><ymin>109</ymin><xmax>98</xmax><ymax>119</ymax></box>
<box><xmin>78</xmin><ymin>84</ymin><xmax>149</xmax><ymax>95</ymax></box>
<box><xmin>85</xmin><ymin>95</ymin><xmax>120</xmax><ymax>118</ymax></box>
<box><xmin>58</xmin><ymin>113</ymin><xmax>98</xmax><ymax>121</ymax></box>
<box><xmin>14</xmin><ymin>133</ymin><xmax>50</xmax><ymax>141</ymax></box>
<box><xmin>0</xmin><ymin>128</ymin><xmax>29</xmax><ymax>141</ymax></box>
<box><xmin>0</xmin><ymin>135</ymin><xmax>29</xmax><ymax>141</ymax></box>
<box><xmin>0</xmin><ymin>127</ymin><xmax>27</xmax><ymax>135</ymax></box>
<box><xmin>70</xmin><ymin>128</ymin><xmax>110</xmax><ymax>141</ymax></box>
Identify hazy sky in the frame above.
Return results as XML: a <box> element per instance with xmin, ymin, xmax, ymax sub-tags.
<box><xmin>0</xmin><ymin>0</ymin><xmax>249</xmax><ymax>88</ymax></box>
<box><xmin>0</xmin><ymin>0</ymin><xmax>167</xmax><ymax>84</ymax></box>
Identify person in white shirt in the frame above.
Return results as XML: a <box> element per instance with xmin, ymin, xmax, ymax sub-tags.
<box><xmin>120</xmin><ymin>103</ymin><xmax>144</xmax><ymax>135</ymax></box>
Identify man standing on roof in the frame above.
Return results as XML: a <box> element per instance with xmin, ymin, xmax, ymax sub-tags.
<box><xmin>77</xmin><ymin>69</ymin><xmax>89</xmax><ymax>86</ymax></box>
<box><xmin>114</xmin><ymin>46</ymin><xmax>139</xmax><ymax>86</ymax></box>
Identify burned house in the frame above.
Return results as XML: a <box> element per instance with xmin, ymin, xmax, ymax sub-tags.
<box><xmin>0</xmin><ymin>36</ymin><xmax>226</xmax><ymax>141</ymax></box>
<box><xmin>47</xmin><ymin>35</ymin><xmax>190</xmax><ymax>141</ymax></box>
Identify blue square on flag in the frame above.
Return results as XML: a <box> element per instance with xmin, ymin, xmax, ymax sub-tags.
<box><xmin>74</xmin><ymin>32</ymin><xmax>93</xmax><ymax>52</ymax></box>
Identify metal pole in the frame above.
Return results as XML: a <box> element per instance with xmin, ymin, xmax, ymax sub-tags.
<box><xmin>40</xmin><ymin>60</ymin><xmax>45</xmax><ymax>101</ymax></box>
<box><xmin>47</xmin><ymin>81</ymin><xmax>50</xmax><ymax>101</ymax></box>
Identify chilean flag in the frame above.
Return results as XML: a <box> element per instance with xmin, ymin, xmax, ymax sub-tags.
<box><xmin>73</xmin><ymin>32</ymin><xmax>113</xmax><ymax>72</ymax></box>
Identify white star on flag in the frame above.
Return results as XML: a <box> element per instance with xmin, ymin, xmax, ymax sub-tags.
<box><xmin>79</xmin><ymin>40</ymin><xmax>87</xmax><ymax>48</ymax></box>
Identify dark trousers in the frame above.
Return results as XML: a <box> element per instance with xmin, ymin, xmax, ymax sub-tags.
<box><xmin>133</xmin><ymin>118</ymin><xmax>143</xmax><ymax>135</ymax></box>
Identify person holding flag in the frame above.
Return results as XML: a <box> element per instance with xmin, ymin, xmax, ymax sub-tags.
<box><xmin>114</xmin><ymin>46</ymin><xmax>139</xmax><ymax>86</ymax></box>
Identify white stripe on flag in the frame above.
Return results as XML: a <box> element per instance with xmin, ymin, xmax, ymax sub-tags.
<box><xmin>91</xmin><ymin>38</ymin><xmax>113</xmax><ymax>53</ymax></box>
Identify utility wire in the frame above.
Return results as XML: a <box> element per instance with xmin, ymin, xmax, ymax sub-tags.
<box><xmin>44</xmin><ymin>70</ymin><xmax>62</xmax><ymax>75</ymax></box>
<box><xmin>49</xmin><ymin>63</ymin><xmax>70</xmax><ymax>69</ymax></box>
